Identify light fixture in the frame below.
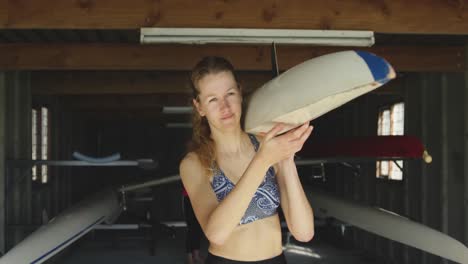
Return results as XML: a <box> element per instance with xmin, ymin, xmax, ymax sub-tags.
<box><xmin>162</xmin><ymin>106</ymin><xmax>193</xmax><ymax>114</ymax></box>
<box><xmin>140</xmin><ymin>28</ymin><xmax>374</xmax><ymax>47</ymax></box>
<box><xmin>165</xmin><ymin>123</ymin><xmax>192</xmax><ymax>128</ymax></box>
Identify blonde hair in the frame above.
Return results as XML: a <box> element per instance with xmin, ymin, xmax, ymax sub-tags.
<box><xmin>188</xmin><ymin>56</ymin><xmax>241</xmax><ymax>173</ymax></box>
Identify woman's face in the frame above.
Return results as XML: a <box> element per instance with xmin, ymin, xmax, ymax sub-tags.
<box><xmin>193</xmin><ymin>71</ymin><xmax>242</xmax><ymax>131</ymax></box>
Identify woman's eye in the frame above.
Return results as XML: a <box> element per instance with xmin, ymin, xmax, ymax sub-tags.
<box><xmin>209</xmin><ymin>98</ymin><xmax>217</xmax><ymax>103</ymax></box>
<box><xmin>228</xmin><ymin>92</ymin><xmax>235</xmax><ymax>96</ymax></box>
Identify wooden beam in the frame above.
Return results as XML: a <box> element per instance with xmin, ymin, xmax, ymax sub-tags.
<box><xmin>72</xmin><ymin>110</ymin><xmax>191</xmax><ymax>122</ymax></box>
<box><xmin>55</xmin><ymin>94</ymin><xmax>192</xmax><ymax>108</ymax></box>
<box><xmin>31</xmin><ymin>71</ymin><xmax>272</xmax><ymax>95</ymax></box>
<box><xmin>0</xmin><ymin>44</ymin><xmax>270</xmax><ymax>71</ymax></box>
<box><xmin>2</xmin><ymin>44</ymin><xmax>465</xmax><ymax>72</ymax></box>
<box><xmin>32</xmin><ymin>72</ymin><xmax>194</xmax><ymax>95</ymax></box>
<box><xmin>57</xmin><ymin>95</ymin><xmax>193</xmax><ymax>121</ymax></box>
<box><xmin>277</xmin><ymin>46</ymin><xmax>466</xmax><ymax>73</ymax></box>
<box><xmin>31</xmin><ymin>70</ymin><xmax>405</xmax><ymax>96</ymax></box>
<box><xmin>1</xmin><ymin>1</ymin><xmax>468</xmax><ymax>34</ymax></box>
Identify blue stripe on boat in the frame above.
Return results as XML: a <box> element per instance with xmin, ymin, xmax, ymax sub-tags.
<box><xmin>355</xmin><ymin>50</ymin><xmax>391</xmax><ymax>84</ymax></box>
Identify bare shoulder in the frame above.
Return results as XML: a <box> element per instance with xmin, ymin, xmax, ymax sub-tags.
<box><xmin>179</xmin><ymin>152</ymin><xmax>208</xmax><ymax>189</ymax></box>
<box><xmin>180</xmin><ymin>152</ymin><xmax>201</xmax><ymax>169</ymax></box>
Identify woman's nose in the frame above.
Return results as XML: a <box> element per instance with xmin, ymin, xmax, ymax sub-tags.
<box><xmin>219</xmin><ymin>98</ymin><xmax>229</xmax><ymax>110</ymax></box>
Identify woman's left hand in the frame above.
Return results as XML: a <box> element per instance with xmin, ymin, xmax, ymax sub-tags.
<box><xmin>284</xmin><ymin>122</ymin><xmax>314</xmax><ymax>159</ymax></box>
<box><xmin>259</xmin><ymin>122</ymin><xmax>314</xmax><ymax>162</ymax></box>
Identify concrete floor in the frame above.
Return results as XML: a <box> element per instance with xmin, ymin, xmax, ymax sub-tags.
<box><xmin>60</xmin><ymin>227</ymin><xmax>380</xmax><ymax>264</ymax></box>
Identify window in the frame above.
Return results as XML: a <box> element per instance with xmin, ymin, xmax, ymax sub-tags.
<box><xmin>32</xmin><ymin>107</ymin><xmax>49</xmax><ymax>183</ymax></box>
<box><xmin>376</xmin><ymin>102</ymin><xmax>404</xmax><ymax>180</ymax></box>
<box><xmin>32</xmin><ymin>109</ymin><xmax>38</xmax><ymax>181</ymax></box>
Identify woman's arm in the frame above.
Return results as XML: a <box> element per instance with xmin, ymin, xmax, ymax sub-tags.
<box><xmin>180</xmin><ymin>152</ymin><xmax>270</xmax><ymax>246</ymax></box>
<box><xmin>276</xmin><ymin>157</ymin><xmax>315</xmax><ymax>242</ymax></box>
<box><xmin>181</xmin><ymin>124</ymin><xmax>312</xmax><ymax>246</ymax></box>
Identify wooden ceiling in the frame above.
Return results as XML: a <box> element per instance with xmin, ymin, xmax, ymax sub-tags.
<box><xmin>0</xmin><ymin>44</ymin><xmax>464</xmax><ymax>72</ymax></box>
<box><xmin>1</xmin><ymin>1</ymin><xmax>467</xmax><ymax>33</ymax></box>
<box><xmin>2</xmin><ymin>1</ymin><xmax>466</xmax><ymax>112</ymax></box>
<box><xmin>0</xmin><ymin>1</ymin><xmax>466</xmax><ymax>72</ymax></box>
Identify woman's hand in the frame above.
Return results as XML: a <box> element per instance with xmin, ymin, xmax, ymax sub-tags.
<box><xmin>257</xmin><ymin>122</ymin><xmax>313</xmax><ymax>166</ymax></box>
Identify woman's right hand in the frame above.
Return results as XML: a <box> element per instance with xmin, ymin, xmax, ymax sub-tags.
<box><xmin>257</xmin><ymin>122</ymin><xmax>313</xmax><ymax>166</ymax></box>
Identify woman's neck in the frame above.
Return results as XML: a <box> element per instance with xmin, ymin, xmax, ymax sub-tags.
<box><xmin>210</xmin><ymin>127</ymin><xmax>250</xmax><ymax>156</ymax></box>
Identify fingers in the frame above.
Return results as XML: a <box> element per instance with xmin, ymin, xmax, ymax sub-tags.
<box><xmin>294</xmin><ymin>122</ymin><xmax>310</xmax><ymax>138</ymax></box>
<box><xmin>277</xmin><ymin>123</ymin><xmax>313</xmax><ymax>152</ymax></box>
<box><xmin>300</xmin><ymin>125</ymin><xmax>313</xmax><ymax>142</ymax></box>
<box><xmin>300</xmin><ymin>124</ymin><xmax>313</xmax><ymax>140</ymax></box>
<box><xmin>264</xmin><ymin>123</ymin><xmax>285</xmax><ymax>141</ymax></box>
<box><xmin>289</xmin><ymin>125</ymin><xmax>313</xmax><ymax>152</ymax></box>
<box><xmin>259</xmin><ymin>122</ymin><xmax>315</xmax><ymax>165</ymax></box>
<box><xmin>293</xmin><ymin>125</ymin><xmax>313</xmax><ymax>144</ymax></box>
<box><xmin>282</xmin><ymin>122</ymin><xmax>310</xmax><ymax>142</ymax></box>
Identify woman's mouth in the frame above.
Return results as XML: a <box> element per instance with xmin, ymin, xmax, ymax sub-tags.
<box><xmin>221</xmin><ymin>113</ymin><xmax>234</xmax><ymax>120</ymax></box>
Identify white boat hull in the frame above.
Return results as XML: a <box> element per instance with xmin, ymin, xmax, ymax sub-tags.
<box><xmin>244</xmin><ymin>50</ymin><xmax>395</xmax><ymax>134</ymax></box>
<box><xmin>0</xmin><ymin>189</ymin><xmax>120</xmax><ymax>264</ymax></box>
<box><xmin>307</xmin><ymin>189</ymin><xmax>468</xmax><ymax>264</ymax></box>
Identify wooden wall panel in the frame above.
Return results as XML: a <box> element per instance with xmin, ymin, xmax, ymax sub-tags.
<box><xmin>1</xmin><ymin>1</ymin><xmax>467</xmax><ymax>34</ymax></box>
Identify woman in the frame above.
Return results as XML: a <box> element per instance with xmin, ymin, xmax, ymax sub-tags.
<box><xmin>179</xmin><ymin>56</ymin><xmax>314</xmax><ymax>264</ymax></box>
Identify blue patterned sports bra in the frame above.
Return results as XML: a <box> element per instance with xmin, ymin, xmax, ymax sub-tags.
<box><xmin>210</xmin><ymin>134</ymin><xmax>280</xmax><ymax>225</ymax></box>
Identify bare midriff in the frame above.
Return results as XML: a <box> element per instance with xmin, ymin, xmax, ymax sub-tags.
<box><xmin>208</xmin><ymin>214</ymin><xmax>283</xmax><ymax>261</ymax></box>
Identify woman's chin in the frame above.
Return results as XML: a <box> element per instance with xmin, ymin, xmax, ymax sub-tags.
<box><xmin>219</xmin><ymin>116</ymin><xmax>240</xmax><ymax>129</ymax></box>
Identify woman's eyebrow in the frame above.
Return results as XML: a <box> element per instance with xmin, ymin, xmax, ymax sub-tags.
<box><xmin>202</xmin><ymin>92</ymin><xmax>217</xmax><ymax>98</ymax></box>
<box><xmin>204</xmin><ymin>87</ymin><xmax>235</xmax><ymax>98</ymax></box>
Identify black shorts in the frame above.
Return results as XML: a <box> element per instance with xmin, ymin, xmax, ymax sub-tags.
<box><xmin>205</xmin><ymin>252</ymin><xmax>287</xmax><ymax>264</ymax></box>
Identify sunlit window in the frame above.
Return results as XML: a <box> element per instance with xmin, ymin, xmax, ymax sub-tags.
<box><xmin>41</xmin><ymin>107</ymin><xmax>48</xmax><ymax>183</ymax></box>
<box><xmin>32</xmin><ymin>109</ymin><xmax>38</xmax><ymax>181</ymax></box>
<box><xmin>32</xmin><ymin>107</ymin><xmax>49</xmax><ymax>184</ymax></box>
<box><xmin>377</xmin><ymin>103</ymin><xmax>404</xmax><ymax>180</ymax></box>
